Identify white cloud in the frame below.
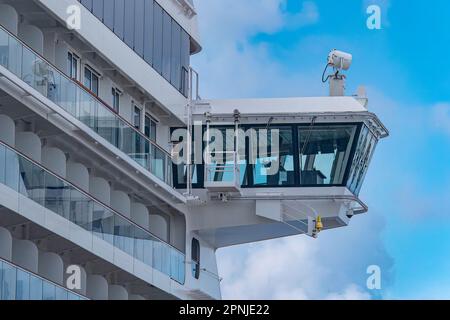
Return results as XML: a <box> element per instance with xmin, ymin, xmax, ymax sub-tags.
<box><xmin>325</xmin><ymin>284</ymin><xmax>371</xmax><ymax>300</ymax></box>
<box><xmin>217</xmin><ymin>211</ymin><xmax>393</xmax><ymax>300</ymax></box>
<box><xmin>192</xmin><ymin>0</ymin><xmax>323</xmax><ymax>99</ymax></box>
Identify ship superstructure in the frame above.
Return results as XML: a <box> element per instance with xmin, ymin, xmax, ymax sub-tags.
<box><xmin>0</xmin><ymin>0</ymin><xmax>387</xmax><ymax>300</ymax></box>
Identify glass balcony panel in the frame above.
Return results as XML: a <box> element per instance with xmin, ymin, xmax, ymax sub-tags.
<box><xmin>21</xmin><ymin>47</ymin><xmax>36</xmax><ymax>89</ymax></box>
<box><xmin>0</xmin><ymin>141</ymin><xmax>185</xmax><ymax>284</ymax></box>
<box><xmin>59</xmin><ymin>75</ymin><xmax>77</xmax><ymax>115</ymax></box>
<box><xmin>42</xmin><ymin>282</ymin><xmax>56</xmax><ymax>300</ymax></box>
<box><xmin>43</xmin><ymin>171</ymin><xmax>70</xmax><ymax>219</ymax></box>
<box><xmin>92</xmin><ymin>204</ymin><xmax>114</xmax><ymax>245</ymax></box>
<box><xmin>34</xmin><ymin>57</ymin><xmax>48</xmax><ymax>96</ymax></box>
<box><xmin>69</xmin><ymin>188</ymin><xmax>93</xmax><ymax>232</ymax></box>
<box><xmin>152</xmin><ymin>145</ymin><xmax>166</xmax><ymax>181</ymax></box>
<box><xmin>78</xmin><ymin>88</ymin><xmax>98</xmax><ymax>130</ymax></box>
<box><xmin>4</xmin><ymin>147</ymin><xmax>19</xmax><ymax>192</ymax></box>
<box><xmin>47</xmin><ymin>65</ymin><xmax>61</xmax><ymax>105</ymax></box>
<box><xmin>0</xmin><ymin>29</ymin><xmax>8</xmax><ymax>68</ymax></box>
<box><xmin>29</xmin><ymin>274</ymin><xmax>43</xmax><ymax>300</ymax></box>
<box><xmin>0</xmin><ymin>144</ymin><xmax>5</xmax><ymax>185</ymax></box>
<box><xmin>153</xmin><ymin>238</ymin><xmax>163</xmax><ymax>272</ymax></box>
<box><xmin>97</xmin><ymin>103</ymin><xmax>119</xmax><ymax>147</ymax></box>
<box><xmin>16</xmin><ymin>269</ymin><xmax>30</xmax><ymax>300</ymax></box>
<box><xmin>0</xmin><ymin>26</ymin><xmax>173</xmax><ymax>187</ymax></box>
<box><xmin>55</xmin><ymin>286</ymin><xmax>68</xmax><ymax>300</ymax></box>
<box><xmin>1</xmin><ymin>261</ymin><xmax>16</xmax><ymax>300</ymax></box>
<box><xmin>0</xmin><ymin>259</ymin><xmax>86</xmax><ymax>301</ymax></box>
<box><xmin>114</xmin><ymin>215</ymin><xmax>135</xmax><ymax>256</ymax></box>
<box><xmin>161</xmin><ymin>244</ymin><xmax>171</xmax><ymax>275</ymax></box>
<box><xmin>68</xmin><ymin>292</ymin><xmax>81</xmax><ymax>300</ymax></box>
<box><xmin>8</xmin><ymin>36</ymin><xmax>22</xmax><ymax>77</ymax></box>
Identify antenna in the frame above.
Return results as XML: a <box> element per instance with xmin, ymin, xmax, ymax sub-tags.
<box><xmin>322</xmin><ymin>49</ymin><xmax>353</xmax><ymax>96</ymax></box>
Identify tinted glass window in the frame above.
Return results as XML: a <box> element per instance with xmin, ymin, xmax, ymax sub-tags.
<box><xmin>112</xmin><ymin>88</ymin><xmax>120</xmax><ymax>112</ymax></box>
<box><xmin>134</xmin><ymin>0</ymin><xmax>145</xmax><ymax>57</ymax></box>
<box><xmin>191</xmin><ymin>238</ymin><xmax>200</xmax><ymax>279</ymax></box>
<box><xmin>92</xmin><ymin>0</ymin><xmax>104</xmax><ymax>20</ymax></box>
<box><xmin>143</xmin><ymin>0</ymin><xmax>154</xmax><ymax>64</ymax></box>
<box><xmin>171</xmin><ymin>21</ymin><xmax>181</xmax><ymax>90</ymax></box>
<box><xmin>162</xmin><ymin>12</ymin><xmax>172</xmax><ymax>81</ymax></box>
<box><xmin>81</xmin><ymin>0</ymin><xmax>93</xmax><ymax>11</ymax></box>
<box><xmin>347</xmin><ymin>126</ymin><xmax>377</xmax><ymax>195</ymax></box>
<box><xmin>80</xmin><ymin>0</ymin><xmax>191</xmax><ymax>96</ymax></box>
<box><xmin>113</xmin><ymin>0</ymin><xmax>125</xmax><ymax>40</ymax></box>
<box><xmin>134</xmin><ymin>106</ymin><xmax>141</xmax><ymax>130</ymax></box>
<box><xmin>153</xmin><ymin>3</ymin><xmax>163</xmax><ymax>74</ymax></box>
<box><xmin>145</xmin><ymin>115</ymin><xmax>157</xmax><ymax>141</ymax></box>
<box><xmin>181</xmin><ymin>30</ymin><xmax>190</xmax><ymax>96</ymax></box>
<box><xmin>123</xmin><ymin>0</ymin><xmax>135</xmax><ymax>48</ymax></box>
<box><xmin>299</xmin><ymin>125</ymin><xmax>357</xmax><ymax>185</ymax></box>
<box><xmin>103</xmin><ymin>0</ymin><xmax>114</xmax><ymax>30</ymax></box>
<box><xmin>252</xmin><ymin>127</ymin><xmax>295</xmax><ymax>187</ymax></box>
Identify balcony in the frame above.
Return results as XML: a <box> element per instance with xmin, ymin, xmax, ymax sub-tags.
<box><xmin>0</xmin><ymin>24</ymin><xmax>173</xmax><ymax>187</ymax></box>
<box><xmin>0</xmin><ymin>140</ymin><xmax>185</xmax><ymax>285</ymax></box>
<box><xmin>0</xmin><ymin>257</ymin><xmax>88</xmax><ymax>300</ymax></box>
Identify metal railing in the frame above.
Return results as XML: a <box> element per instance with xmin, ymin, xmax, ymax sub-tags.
<box><xmin>204</xmin><ymin>151</ymin><xmax>241</xmax><ymax>189</ymax></box>
<box><xmin>0</xmin><ymin>24</ymin><xmax>173</xmax><ymax>187</ymax></box>
<box><xmin>0</xmin><ymin>257</ymin><xmax>88</xmax><ymax>300</ymax></box>
<box><xmin>0</xmin><ymin>140</ymin><xmax>185</xmax><ymax>284</ymax></box>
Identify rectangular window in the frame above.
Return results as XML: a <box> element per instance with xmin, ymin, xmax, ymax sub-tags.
<box><xmin>145</xmin><ymin>114</ymin><xmax>157</xmax><ymax>142</ymax></box>
<box><xmin>123</xmin><ymin>0</ymin><xmax>135</xmax><ymax>49</ymax></box>
<box><xmin>162</xmin><ymin>12</ymin><xmax>172</xmax><ymax>81</ymax></box>
<box><xmin>152</xmin><ymin>2</ymin><xmax>163</xmax><ymax>74</ymax></box>
<box><xmin>134</xmin><ymin>0</ymin><xmax>145</xmax><ymax>57</ymax></box>
<box><xmin>84</xmin><ymin>66</ymin><xmax>99</xmax><ymax>95</ymax></box>
<box><xmin>191</xmin><ymin>238</ymin><xmax>200</xmax><ymax>280</ymax></box>
<box><xmin>347</xmin><ymin>126</ymin><xmax>377</xmax><ymax>195</ymax></box>
<box><xmin>299</xmin><ymin>125</ymin><xmax>357</xmax><ymax>186</ymax></box>
<box><xmin>92</xmin><ymin>0</ymin><xmax>104</xmax><ymax>20</ymax></box>
<box><xmin>103</xmin><ymin>0</ymin><xmax>114</xmax><ymax>30</ymax></box>
<box><xmin>249</xmin><ymin>127</ymin><xmax>295</xmax><ymax>187</ymax></box>
<box><xmin>134</xmin><ymin>106</ymin><xmax>142</xmax><ymax>130</ymax></box>
<box><xmin>111</xmin><ymin>88</ymin><xmax>121</xmax><ymax>112</ymax></box>
<box><xmin>181</xmin><ymin>30</ymin><xmax>190</xmax><ymax>97</ymax></box>
<box><xmin>143</xmin><ymin>0</ymin><xmax>154</xmax><ymax>65</ymax></box>
<box><xmin>113</xmin><ymin>0</ymin><xmax>125</xmax><ymax>40</ymax></box>
<box><xmin>171</xmin><ymin>21</ymin><xmax>181</xmax><ymax>90</ymax></box>
<box><xmin>67</xmin><ymin>52</ymin><xmax>79</xmax><ymax>80</ymax></box>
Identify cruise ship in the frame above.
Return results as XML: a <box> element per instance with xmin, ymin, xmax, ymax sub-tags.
<box><xmin>0</xmin><ymin>0</ymin><xmax>388</xmax><ymax>300</ymax></box>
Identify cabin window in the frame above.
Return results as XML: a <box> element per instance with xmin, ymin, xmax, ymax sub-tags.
<box><xmin>145</xmin><ymin>114</ymin><xmax>157</xmax><ymax>142</ymax></box>
<box><xmin>84</xmin><ymin>66</ymin><xmax>99</xmax><ymax>95</ymax></box>
<box><xmin>191</xmin><ymin>238</ymin><xmax>200</xmax><ymax>279</ymax></box>
<box><xmin>67</xmin><ymin>52</ymin><xmax>79</xmax><ymax>80</ymax></box>
<box><xmin>111</xmin><ymin>88</ymin><xmax>121</xmax><ymax>113</ymax></box>
<box><xmin>133</xmin><ymin>106</ymin><xmax>142</xmax><ymax>131</ymax></box>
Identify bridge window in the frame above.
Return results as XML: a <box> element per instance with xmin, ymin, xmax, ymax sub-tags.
<box><xmin>252</xmin><ymin>127</ymin><xmax>295</xmax><ymax>187</ymax></box>
<box><xmin>172</xmin><ymin>123</ymin><xmax>366</xmax><ymax>190</ymax></box>
<box><xmin>299</xmin><ymin>125</ymin><xmax>357</xmax><ymax>185</ymax></box>
<box><xmin>347</xmin><ymin>126</ymin><xmax>377</xmax><ymax>195</ymax></box>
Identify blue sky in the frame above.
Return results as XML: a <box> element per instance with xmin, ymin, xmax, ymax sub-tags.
<box><xmin>192</xmin><ymin>0</ymin><xmax>450</xmax><ymax>299</ymax></box>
